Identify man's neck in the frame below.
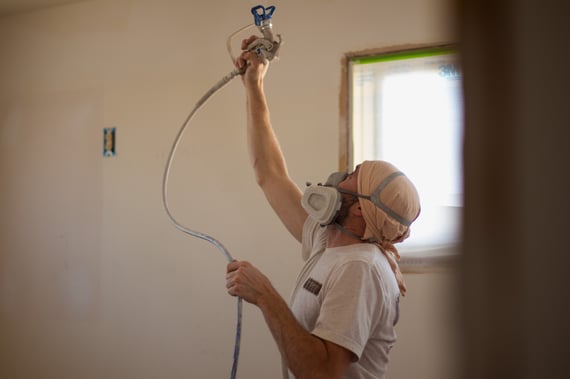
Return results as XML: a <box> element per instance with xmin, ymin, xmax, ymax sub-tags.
<box><xmin>326</xmin><ymin>223</ymin><xmax>365</xmax><ymax>248</ymax></box>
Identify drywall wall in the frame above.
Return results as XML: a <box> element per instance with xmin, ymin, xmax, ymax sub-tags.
<box><xmin>0</xmin><ymin>0</ymin><xmax>458</xmax><ymax>378</ymax></box>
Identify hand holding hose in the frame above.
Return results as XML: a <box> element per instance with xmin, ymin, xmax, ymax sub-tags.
<box><xmin>226</xmin><ymin>260</ymin><xmax>276</xmax><ymax>305</ymax></box>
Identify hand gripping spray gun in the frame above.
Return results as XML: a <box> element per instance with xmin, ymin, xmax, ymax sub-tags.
<box><xmin>161</xmin><ymin>5</ymin><xmax>281</xmax><ymax>379</ymax></box>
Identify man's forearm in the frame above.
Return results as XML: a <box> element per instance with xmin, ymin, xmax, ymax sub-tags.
<box><xmin>257</xmin><ymin>288</ymin><xmax>345</xmax><ymax>379</ymax></box>
<box><xmin>245</xmin><ymin>83</ymin><xmax>289</xmax><ymax>187</ymax></box>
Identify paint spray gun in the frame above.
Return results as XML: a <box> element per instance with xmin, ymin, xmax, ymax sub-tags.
<box><xmin>246</xmin><ymin>5</ymin><xmax>282</xmax><ymax>63</ymax></box>
<box><xmin>227</xmin><ymin>5</ymin><xmax>282</xmax><ymax>71</ymax></box>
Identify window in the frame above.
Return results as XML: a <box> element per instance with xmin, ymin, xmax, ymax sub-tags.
<box><xmin>343</xmin><ymin>45</ymin><xmax>463</xmax><ymax>255</ymax></box>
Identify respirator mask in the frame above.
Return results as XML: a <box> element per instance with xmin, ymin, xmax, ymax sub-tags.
<box><xmin>301</xmin><ymin>171</ymin><xmax>350</xmax><ymax>226</ymax></box>
<box><xmin>301</xmin><ymin>170</ymin><xmax>413</xmax><ymax>227</ymax></box>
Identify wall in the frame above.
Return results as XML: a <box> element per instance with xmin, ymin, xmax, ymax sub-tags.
<box><xmin>0</xmin><ymin>1</ymin><xmax>458</xmax><ymax>378</ymax></box>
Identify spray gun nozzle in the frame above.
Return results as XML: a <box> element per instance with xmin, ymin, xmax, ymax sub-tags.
<box><xmin>251</xmin><ymin>5</ymin><xmax>276</xmax><ymax>26</ymax></box>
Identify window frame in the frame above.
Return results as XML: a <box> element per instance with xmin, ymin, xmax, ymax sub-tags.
<box><xmin>339</xmin><ymin>43</ymin><xmax>460</xmax><ymax>272</ymax></box>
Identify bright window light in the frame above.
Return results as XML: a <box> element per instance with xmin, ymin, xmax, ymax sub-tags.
<box><xmin>350</xmin><ymin>47</ymin><xmax>463</xmax><ymax>253</ymax></box>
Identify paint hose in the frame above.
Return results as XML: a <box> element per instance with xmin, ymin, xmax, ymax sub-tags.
<box><xmin>162</xmin><ymin>67</ymin><xmax>243</xmax><ymax>379</ymax></box>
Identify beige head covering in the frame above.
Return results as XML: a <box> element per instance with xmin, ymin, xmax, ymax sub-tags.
<box><xmin>357</xmin><ymin>161</ymin><xmax>421</xmax><ymax>295</ymax></box>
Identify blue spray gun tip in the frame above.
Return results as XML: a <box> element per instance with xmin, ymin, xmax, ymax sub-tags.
<box><xmin>251</xmin><ymin>5</ymin><xmax>276</xmax><ymax>26</ymax></box>
<box><xmin>248</xmin><ymin>4</ymin><xmax>281</xmax><ymax>62</ymax></box>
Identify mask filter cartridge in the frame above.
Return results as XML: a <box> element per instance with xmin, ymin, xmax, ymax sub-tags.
<box><xmin>301</xmin><ymin>185</ymin><xmax>343</xmax><ymax>225</ymax></box>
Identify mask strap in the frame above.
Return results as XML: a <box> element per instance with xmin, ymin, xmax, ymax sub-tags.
<box><xmin>369</xmin><ymin>172</ymin><xmax>412</xmax><ymax>227</ymax></box>
<box><xmin>337</xmin><ymin>171</ymin><xmax>412</xmax><ymax>227</ymax></box>
<box><xmin>334</xmin><ymin>223</ymin><xmax>364</xmax><ymax>242</ymax></box>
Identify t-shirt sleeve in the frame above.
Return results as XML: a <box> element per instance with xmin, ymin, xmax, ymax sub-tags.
<box><xmin>310</xmin><ymin>261</ymin><xmax>383</xmax><ymax>359</ymax></box>
<box><xmin>301</xmin><ymin>217</ymin><xmax>327</xmax><ymax>261</ymax></box>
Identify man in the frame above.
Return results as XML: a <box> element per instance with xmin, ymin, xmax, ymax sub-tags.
<box><xmin>226</xmin><ymin>36</ymin><xmax>421</xmax><ymax>379</ymax></box>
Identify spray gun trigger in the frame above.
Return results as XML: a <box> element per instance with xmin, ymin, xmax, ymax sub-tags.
<box><xmin>246</xmin><ymin>36</ymin><xmax>281</xmax><ymax>62</ymax></box>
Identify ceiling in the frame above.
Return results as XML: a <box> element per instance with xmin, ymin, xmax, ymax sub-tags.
<box><xmin>0</xmin><ymin>0</ymin><xmax>86</xmax><ymax>17</ymax></box>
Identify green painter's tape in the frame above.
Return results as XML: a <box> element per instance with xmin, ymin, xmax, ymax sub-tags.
<box><xmin>352</xmin><ymin>47</ymin><xmax>456</xmax><ymax>65</ymax></box>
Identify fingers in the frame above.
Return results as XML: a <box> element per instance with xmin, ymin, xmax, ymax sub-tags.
<box><xmin>236</xmin><ymin>35</ymin><xmax>263</xmax><ymax>68</ymax></box>
<box><xmin>225</xmin><ymin>261</ymin><xmax>261</xmax><ymax>304</ymax></box>
<box><xmin>241</xmin><ymin>35</ymin><xmax>259</xmax><ymax>50</ymax></box>
<box><xmin>227</xmin><ymin>259</ymin><xmax>248</xmax><ymax>273</ymax></box>
<box><xmin>234</xmin><ymin>53</ymin><xmax>249</xmax><ymax>71</ymax></box>
<box><xmin>226</xmin><ymin>264</ymin><xmax>238</xmax><ymax>296</ymax></box>
<box><xmin>226</xmin><ymin>260</ymin><xmax>245</xmax><ymax>293</ymax></box>
<box><xmin>235</xmin><ymin>50</ymin><xmax>261</xmax><ymax>69</ymax></box>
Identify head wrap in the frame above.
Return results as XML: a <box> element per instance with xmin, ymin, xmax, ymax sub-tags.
<box><xmin>357</xmin><ymin>161</ymin><xmax>421</xmax><ymax>295</ymax></box>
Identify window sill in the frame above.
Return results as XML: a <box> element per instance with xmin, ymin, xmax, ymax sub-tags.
<box><xmin>399</xmin><ymin>244</ymin><xmax>460</xmax><ymax>273</ymax></box>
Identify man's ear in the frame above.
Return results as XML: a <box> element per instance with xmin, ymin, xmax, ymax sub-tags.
<box><xmin>351</xmin><ymin>202</ymin><xmax>363</xmax><ymax>217</ymax></box>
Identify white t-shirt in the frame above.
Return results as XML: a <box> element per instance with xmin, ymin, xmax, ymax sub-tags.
<box><xmin>284</xmin><ymin>218</ymin><xmax>401</xmax><ymax>379</ymax></box>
